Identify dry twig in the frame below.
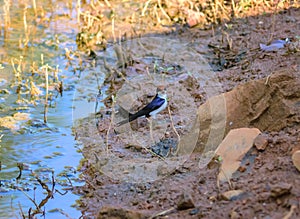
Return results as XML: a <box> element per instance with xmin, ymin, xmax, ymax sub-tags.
<box><xmin>167</xmin><ymin>105</ymin><xmax>180</xmax><ymax>141</ymax></box>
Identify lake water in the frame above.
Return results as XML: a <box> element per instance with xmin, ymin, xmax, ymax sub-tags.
<box><xmin>0</xmin><ymin>1</ymin><xmax>99</xmax><ymax>218</ymax></box>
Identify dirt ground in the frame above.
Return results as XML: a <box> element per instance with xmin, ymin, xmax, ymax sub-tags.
<box><xmin>74</xmin><ymin>7</ymin><xmax>300</xmax><ymax>219</ymax></box>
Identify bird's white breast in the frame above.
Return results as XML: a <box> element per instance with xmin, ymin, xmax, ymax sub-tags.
<box><xmin>150</xmin><ymin>99</ymin><xmax>167</xmax><ymax>118</ymax></box>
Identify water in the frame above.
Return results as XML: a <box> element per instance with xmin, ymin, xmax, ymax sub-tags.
<box><xmin>0</xmin><ymin>1</ymin><xmax>91</xmax><ymax>218</ymax></box>
<box><xmin>0</xmin><ymin>1</ymin><xmax>222</xmax><ymax>217</ymax></box>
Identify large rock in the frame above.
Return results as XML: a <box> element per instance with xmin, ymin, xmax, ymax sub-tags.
<box><xmin>292</xmin><ymin>150</ymin><xmax>300</xmax><ymax>172</ymax></box>
<box><xmin>196</xmin><ymin>68</ymin><xmax>300</xmax><ymax>153</ymax></box>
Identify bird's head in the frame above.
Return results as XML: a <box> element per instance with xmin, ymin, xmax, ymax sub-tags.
<box><xmin>156</xmin><ymin>85</ymin><xmax>167</xmax><ymax>99</ymax></box>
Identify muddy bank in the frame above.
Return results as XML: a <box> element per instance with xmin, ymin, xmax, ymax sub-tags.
<box><xmin>75</xmin><ymin>68</ymin><xmax>300</xmax><ymax>219</ymax></box>
<box><xmin>74</xmin><ymin>7</ymin><xmax>300</xmax><ymax>219</ymax></box>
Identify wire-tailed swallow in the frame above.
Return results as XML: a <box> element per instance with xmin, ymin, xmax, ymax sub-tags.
<box><xmin>117</xmin><ymin>86</ymin><xmax>167</xmax><ymax>126</ymax></box>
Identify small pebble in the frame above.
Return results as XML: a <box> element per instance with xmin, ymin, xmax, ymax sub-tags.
<box><xmin>254</xmin><ymin>134</ymin><xmax>268</xmax><ymax>151</ymax></box>
<box><xmin>177</xmin><ymin>192</ymin><xmax>195</xmax><ymax>210</ymax></box>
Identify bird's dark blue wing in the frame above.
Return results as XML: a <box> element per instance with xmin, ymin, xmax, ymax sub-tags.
<box><xmin>143</xmin><ymin>96</ymin><xmax>165</xmax><ymax>112</ymax></box>
<box><xmin>129</xmin><ymin>95</ymin><xmax>165</xmax><ymax>121</ymax></box>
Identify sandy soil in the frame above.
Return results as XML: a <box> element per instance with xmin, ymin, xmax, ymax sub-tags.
<box><xmin>74</xmin><ymin>7</ymin><xmax>300</xmax><ymax>219</ymax></box>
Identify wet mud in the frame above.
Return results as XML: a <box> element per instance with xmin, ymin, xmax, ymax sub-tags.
<box><xmin>74</xmin><ymin>7</ymin><xmax>300</xmax><ymax>219</ymax></box>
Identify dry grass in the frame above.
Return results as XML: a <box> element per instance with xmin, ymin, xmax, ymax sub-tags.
<box><xmin>76</xmin><ymin>0</ymin><xmax>299</xmax><ymax>49</ymax></box>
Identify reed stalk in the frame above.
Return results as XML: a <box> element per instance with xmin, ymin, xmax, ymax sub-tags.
<box><xmin>43</xmin><ymin>65</ymin><xmax>49</xmax><ymax>123</ymax></box>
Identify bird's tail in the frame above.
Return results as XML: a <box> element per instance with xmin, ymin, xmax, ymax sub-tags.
<box><xmin>116</xmin><ymin>105</ymin><xmax>133</xmax><ymax>126</ymax></box>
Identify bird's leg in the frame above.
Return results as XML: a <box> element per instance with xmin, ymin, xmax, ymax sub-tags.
<box><xmin>147</xmin><ymin>117</ymin><xmax>155</xmax><ymax>145</ymax></box>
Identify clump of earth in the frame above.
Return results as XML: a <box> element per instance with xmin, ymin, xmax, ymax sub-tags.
<box><xmin>73</xmin><ymin>7</ymin><xmax>300</xmax><ymax>219</ymax></box>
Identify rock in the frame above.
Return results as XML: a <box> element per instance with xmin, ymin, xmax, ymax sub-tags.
<box><xmin>254</xmin><ymin>134</ymin><xmax>268</xmax><ymax>151</ymax></box>
<box><xmin>238</xmin><ymin>166</ymin><xmax>247</xmax><ymax>173</ymax></box>
<box><xmin>215</xmin><ymin>128</ymin><xmax>261</xmax><ymax>182</ymax></box>
<box><xmin>292</xmin><ymin>150</ymin><xmax>300</xmax><ymax>172</ymax></box>
<box><xmin>177</xmin><ymin>192</ymin><xmax>195</xmax><ymax>210</ymax></box>
<box><xmin>186</xmin><ymin>10</ymin><xmax>205</xmax><ymax>28</ymax></box>
<box><xmin>97</xmin><ymin>206</ymin><xmax>144</xmax><ymax>219</ymax></box>
<box><xmin>270</xmin><ymin>182</ymin><xmax>292</xmax><ymax>198</ymax></box>
<box><xmin>189</xmin><ymin>208</ymin><xmax>200</xmax><ymax>215</ymax></box>
<box><xmin>221</xmin><ymin>189</ymin><xmax>244</xmax><ymax>201</ymax></box>
<box><xmin>196</xmin><ymin>69</ymin><xmax>300</xmax><ymax>153</ymax></box>
<box><xmin>151</xmin><ymin>138</ymin><xmax>177</xmax><ymax>157</ymax></box>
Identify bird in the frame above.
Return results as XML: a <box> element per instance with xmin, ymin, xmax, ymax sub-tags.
<box><xmin>117</xmin><ymin>86</ymin><xmax>167</xmax><ymax>126</ymax></box>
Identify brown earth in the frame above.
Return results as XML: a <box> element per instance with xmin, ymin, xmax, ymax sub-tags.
<box><xmin>74</xmin><ymin>7</ymin><xmax>300</xmax><ymax>219</ymax></box>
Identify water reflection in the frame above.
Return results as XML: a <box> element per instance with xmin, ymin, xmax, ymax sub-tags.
<box><xmin>0</xmin><ymin>1</ymin><xmax>86</xmax><ymax>218</ymax></box>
